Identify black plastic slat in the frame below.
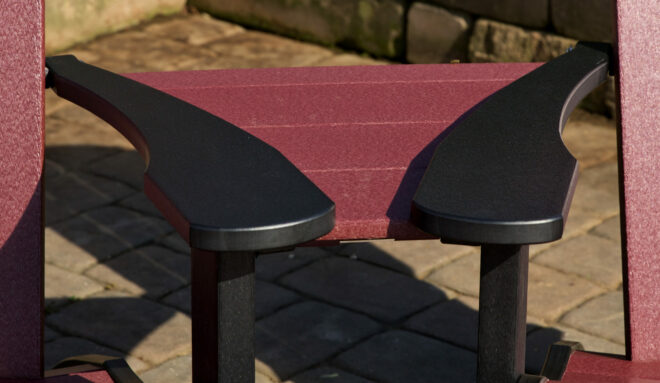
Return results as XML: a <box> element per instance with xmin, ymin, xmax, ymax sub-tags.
<box><xmin>46</xmin><ymin>56</ymin><xmax>335</xmax><ymax>252</ymax></box>
<box><xmin>411</xmin><ymin>43</ymin><xmax>611</xmax><ymax>245</ymax></box>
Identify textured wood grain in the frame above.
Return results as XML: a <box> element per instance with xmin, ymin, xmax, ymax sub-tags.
<box><xmin>0</xmin><ymin>0</ymin><xmax>45</xmax><ymax>378</ymax></box>
<box><xmin>616</xmin><ymin>0</ymin><xmax>660</xmax><ymax>363</ymax></box>
<box><xmin>127</xmin><ymin>63</ymin><xmax>539</xmax><ymax>242</ymax></box>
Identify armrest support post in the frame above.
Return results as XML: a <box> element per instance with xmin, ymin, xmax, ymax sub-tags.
<box><xmin>191</xmin><ymin>249</ymin><xmax>256</xmax><ymax>383</ymax></box>
<box><xmin>478</xmin><ymin>244</ymin><xmax>529</xmax><ymax>383</ymax></box>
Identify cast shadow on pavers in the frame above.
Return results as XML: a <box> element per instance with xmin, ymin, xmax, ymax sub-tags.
<box><xmin>43</xmin><ymin>145</ymin><xmax>564</xmax><ymax>381</ymax></box>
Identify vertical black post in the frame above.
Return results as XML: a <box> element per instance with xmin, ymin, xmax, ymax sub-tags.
<box><xmin>477</xmin><ymin>244</ymin><xmax>529</xmax><ymax>383</ymax></box>
<box><xmin>192</xmin><ymin>249</ymin><xmax>255</xmax><ymax>383</ymax></box>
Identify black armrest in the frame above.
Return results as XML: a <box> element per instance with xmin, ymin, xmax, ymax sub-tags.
<box><xmin>411</xmin><ymin>43</ymin><xmax>612</xmax><ymax>245</ymax></box>
<box><xmin>45</xmin><ymin>55</ymin><xmax>335</xmax><ymax>252</ymax></box>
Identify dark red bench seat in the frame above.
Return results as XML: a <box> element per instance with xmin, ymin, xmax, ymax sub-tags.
<box><xmin>549</xmin><ymin>352</ymin><xmax>660</xmax><ymax>382</ymax></box>
<box><xmin>0</xmin><ymin>370</ymin><xmax>113</xmax><ymax>383</ymax></box>
<box><xmin>125</xmin><ymin>63</ymin><xmax>540</xmax><ymax>243</ymax></box>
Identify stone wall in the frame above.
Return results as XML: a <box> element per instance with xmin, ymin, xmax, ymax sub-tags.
<box><xmin>46</xmin><ymin>0</ymin><xmax>186</xmax><ymax>54</ymax></box>
<box><xmin>189</xmin><ymin>0</ymin><xmax>616</xmax><ymax>115</ymax></box>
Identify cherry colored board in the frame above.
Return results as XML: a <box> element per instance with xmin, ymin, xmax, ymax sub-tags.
<box><xmin>615</xmin><ymin>0</ymin><xmax>660</xmax><ymax>363</ymax></box>
<box><xmin>0</xmin><ymin>370</ymin><xmax>114</xmax><ymax>383</ymax></box>
<box><xmin>127</xmin><ymin>63</ymin><xmax>540</xmax><ymax>243</ymax></box>
<box><xmin>0</xmin><ymin>0</ymin><xmax>45</xmax><ymax>378</ymax></box>
<box><xmin>548</xmin><ymin>352</ymin><xmax>660</xmax><ymax>382</ymax></box>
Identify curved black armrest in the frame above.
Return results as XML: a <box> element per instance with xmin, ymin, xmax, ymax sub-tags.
<box><xmin>411</xmin><ymin>43</ymin><xmax>612</xmax><ymax>245</ymax></box>
<box><xmin>45</xmin><ymin>55</ymin><xmax>335</xmax><ymax>252</ymax></box>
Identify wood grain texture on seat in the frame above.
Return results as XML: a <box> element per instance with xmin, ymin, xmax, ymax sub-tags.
<box><xmin>127</xmin><ymin>63</ymin><xmax>540</xmax><ymax>243</ymax></box>
<box><xmin>0</xmin><ymin>370</ymin><xmax>114</xmax><ymax>383</ymax></box>
<box><xmin>615</xmin><ymin>0</ymin><xmax>660</xmax><ymax>363</ymax></box>
<box><xmin>0</xmin><ymin>0</ymin><xmax>45</xmax><ymax>377</ymax></box>
<box><xmin>548</xmin><ymin>351</ymin><xmax>660</xmax><ymax>382</ymax></box>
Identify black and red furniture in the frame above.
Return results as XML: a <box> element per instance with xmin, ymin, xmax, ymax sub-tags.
<box><xmin>1</xmin><ymin>0</ymin><xmax>657</xmax><ymax>382</ymax></box>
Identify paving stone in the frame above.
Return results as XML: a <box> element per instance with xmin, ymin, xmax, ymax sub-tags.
<box><xmin>45</xmin><ymin>158</ymin><xmax>66</xmax><ymax>180</ymax></box>
<box><xmin>561</xmin><ymin>208</ymin><xmax>606</xmax><ymax>240</ymax></box>
<box><xmin>47</xmin><ymin>290</ymin><xmax>191</xmax><ymax>365</ymax></box>
<box><xmin>526</xmin><ymin>324</ymin><xmax>625</xmax><ymax>374</ymax></box>
<box><xmin>203</xmin><ymin>31</ymin><xmax>334</xmax><ymax>69</ymax></box>
<box><xmin>551</xmin><ymin>0</ymin><xmax>614</xmax><ymax>42</ymax></box>
<box><xmin>51</xmin><ymin>206</ymin><xmax>172</xmax><ymax>261</ymax></box>
<box><xmin>563</xmin><ymin>109</ymin><xmax>618</xmax><ymax>169</ymax></box>
<box><xmin>591</xmin><ymin>216</ymin><xmax>622</xmax><ymax>242</ymax></box>
<box><xmin>45</xmin><ymin>171</ymin><xmax>135</xmax><ymax>225</ymax></box>
<box><xmin>281</xmin><ymin>257</ymin><xmax>448</xmax><ymax>323</ymax></box>
<box><xmin>56</xmin><ymin>48</ymin><xmax>104</xmax><ymax>66</ymax></box>
<box><xmin>469</xmin><ymin>18</ymin><xmax>575</xmax><ymax>63</ymax></box>
<box><xmin>141</xmin><ymin>13</ymin><xmax>244</xmax><ymax>45</ymax></box>
<box><xmin>571</xmin><ymin>163</ymin><xmax>620</xmax><ymax>217</ymax></box>
<box><xmin>285</xmin><ymin>366</ymin><xmax>373</xmax><ymax>383</ymax></box>
<box><xmin>256</xmin><ymin>370</ymin><xmax>277</xmax><ymax>383</ymax></box>
<box><xmin>256</xmin><ymin>247</ymin><xmax>330</xmax><ymax>282</ymax></box>
<box><xmin>527</xmin><ymin>263</ymin><xmax>604</xmax><ymax>321</ymax></box>
<box><xmin>404</xmin><ymin>295</ymin><xmax>540</xmax><ymax>351</ymax></box>
<box><xmin>428</xmin><ymin>0</ymin><xmax>548</xmax><ymax>28</ymax></box>
<box><xmin>192</xmin><ymin>0</ymin><xmax>405</xmax><ymax>58</ymax></box>
<box><xmin>87</xmin><ymin>150</ymin><xmax>145</xmax><ymax>190</ymax></box>
<box><xmin>77</xmin><ymin>29</ymin><xmax>224</xmax><ymax>72</ymax></box>
<box><xmin>46</xmin><ymin>89</ymin><xmax>73</xmax><ymax>117</ymax></box>
<box><xmin>45</xmin><ymin>0</ymin><xmax>185</xmax><ymax>54</ymax></box>
<box><xmin>560</xmin><ymin>291</ymin><xmax>625</xmax><ymax>344</ymax></box>
<box><xmin>256</xmin><ymin>301</ymin><xmax>382</xmax><ymax>380</ymax></box>
<box><xmin>45</xmin><ymin>146</ymin><xmax>120</xmax><ymax>174</ymax></box>
<box><xmin>45</xmin><ymin>264</ymin><xmax>104</xmax><ymax>310</ymax></box>
<box><xmin>46</xmin><ymin>227</ymin><xmax>99</xmax><ymax>272</ymax></box>
<box><xmin>45</xmin><ymin>336</ymin><xmax>149</xmax><ymax>372</ymax></box>
<box><xmin>85</xmin><ymin>245</ymin><xmax>190</xmax><ymax>299</ymax></box>
<box><xmin>425</xmin><ymin>252</ymin><xmax>479</xmax><ymax>296</ymax></box>
<box><xmin>161</xmin><ymin>286</ymin><xmax>191</xmax><ymax>313</ymax></box>
<box><xmin>119</xmin><ymin>192</ymin><xmax>164</xmax><ymax>218</ymax></box>
<box><xmin>335</xmin><ymin>330</ymin><xmax>476</xmax><ymax>383</ymax></box>
<box><xmin>161</xmin><ymin>280</ymin><xmax>300</xmax><ymax>319</ymax></box>
<box><xmin>256</xmin><ymin>281</ymin><xmax>301</xmax><ymax>319</ymax></box>
<box><xmin>141</xmin><ymin>354</ymin><xmax>191</xmax><ymax>383</ymax></box>
<box><xmin>46</xmin><ymin>107</ymin><xmax>134</xmax><ymax>150</ymax></box>
<box><xmin>158</xmin><ymin>232</ymin><xmax>190</xmax><ymax>254</ymax></box>
<box><xmin>340</xmin><ymin>240</ymin><xmax>473</xmax><ymax>279</ymax></box>
<box><xmin>534</xmin><ymin>234</ymin><xmax>622</xmax><ymax>288</ymax></box>
<box><xmin>45</xmin><ymin>326</ymin><xmax>61</xmax><ymax>342</ymax></box>
<box><xmin>529</xmin><ymin>206</ymin><xmax>605</xmax><ymax>259</ymax></box>
<box><xmin>407</xmin><ymin>3</ymin><xmax>472</xmax><ymax>63</ymax></box>
<box><xmin>404</xmin><ymin>295</ymin><xmax>480</xmax><ymax>350</ymax></box>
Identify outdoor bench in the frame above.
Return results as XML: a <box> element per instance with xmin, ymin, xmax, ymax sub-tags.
<box><xmin>1</xmin><ymin>0</ymin><xmax>658</xmax><ymax>382</ymax></box>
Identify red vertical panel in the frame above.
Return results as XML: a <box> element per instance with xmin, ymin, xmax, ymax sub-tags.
<box><xmin>0</xmin><ymin>0</ymin><xmax>45</xmax><ymax>378</ymax></box>
<box><xmin>616</xmin><ymin>0</ymin><xmax>660</xmax><ymax>363</ymax></box>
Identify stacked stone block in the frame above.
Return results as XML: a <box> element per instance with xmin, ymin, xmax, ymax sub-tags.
<box><xmin>44</xmin><ymin>0</ymin><xmax>615</xmax><ymax>115</ymax></box>
<box><xmin>183</xmin><ymin>0</ymin><xmax>614</xmax><ymax>115</ymax></box>
<box><xmin>187</xmin><ymin>0</ymin><xmax>405</xmax><ymax>58</ymax></box>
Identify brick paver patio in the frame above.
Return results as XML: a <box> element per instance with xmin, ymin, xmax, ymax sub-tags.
<box><xmin>44</xmin><ymin>12</ymin><xmax>624</xmax><ymax>383</ymax></box>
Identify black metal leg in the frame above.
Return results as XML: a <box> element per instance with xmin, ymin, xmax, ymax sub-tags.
<box><xmin>192</xmin><ymin>249</ymin><xmax>255</xmax><ymax>383</ymax></box>
<box><xmin>477</xmin><ymin>244</ymin><xmax>529</xmax><ymax>383</ymax></box>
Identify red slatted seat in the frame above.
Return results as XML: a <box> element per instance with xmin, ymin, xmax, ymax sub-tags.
<box><xmin>126</xmin><ymin>63</ymin><xmax>540</xmax><ymax>243</ymax></box>
<box><xmin>0</xmin><ymin>370</ymin><xmax>114</xmax><ymax>383</ymax></box>
<box><xmin>3</xmin><ymin>0</ymin><xmax>657</xmax><ymax>382</ymax></box>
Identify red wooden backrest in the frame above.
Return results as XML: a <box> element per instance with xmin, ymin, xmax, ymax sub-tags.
<box><xmin>0</xmin><ymin>0</ymin><xmax>45</xmax><ymax>378</ymax></box>
<box><xmin>616</xmin><ymin>0</ymin><xmax>660</xmax><ymax>363</ymax></box>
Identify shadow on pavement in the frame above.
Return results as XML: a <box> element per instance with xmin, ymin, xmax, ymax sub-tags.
<box><xmin>44</xmin><ymin>145</ymin><xmax>564</xmax><ymax>382</ymax></box>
